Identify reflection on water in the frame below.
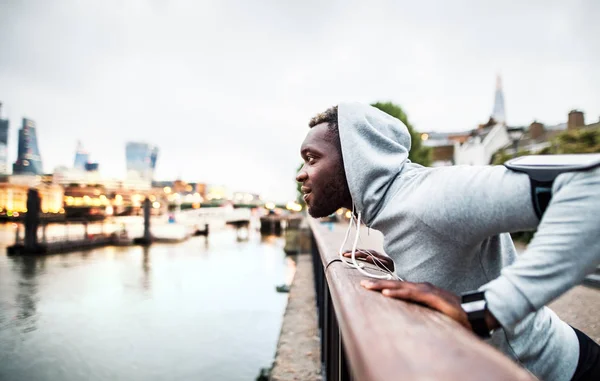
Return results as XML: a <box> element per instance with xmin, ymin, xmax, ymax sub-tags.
<box><xmin>141</xmin><ymin>246</ymin><xmax>151</xmax><ymax>291</ymax></box>
<box><xmin>13</xmin><ymin>257</ymin><xmax>42</xmax><ymax>334</ymax></box>
<box><xmin>0</xmin><ymin>225</ymin><xmax>290</xmax><ymax>381</ymax></box>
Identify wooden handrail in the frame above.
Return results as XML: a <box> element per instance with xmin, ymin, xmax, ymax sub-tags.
<box><xmin>309</xmin><ymin>218</ymin><xmax>535</xmax><ymax>381</ymax></box>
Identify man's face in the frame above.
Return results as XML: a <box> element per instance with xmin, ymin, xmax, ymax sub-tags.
<box><xmin>296</xmin><ymin>123</ymin><xmax>351</xmax><ymax>218</ymax></box>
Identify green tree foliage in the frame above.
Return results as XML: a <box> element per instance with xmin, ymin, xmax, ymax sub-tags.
<box><xmin>491</xmin><ymin>149</ymin><xmax>531</xmax><ymax>166</ymax></box>
<box><xmin>538</xmin><ymin>127</ymin><xmax>600</xmax><ymax>154</ymax></box>
<box><xmin>493</xmin><ymin>125</ymin><xmax>600</xmax><ymax>166</ymax></box>
<box><xmin>371</xmin><ymin>102</ymin><xmax>432</xmax><ymax>166</ymax></box>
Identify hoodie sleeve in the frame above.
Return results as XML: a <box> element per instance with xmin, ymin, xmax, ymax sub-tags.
<box><xmin>414</xmin><ymin>165</ymin><xmax>600</xmax><ymax>329</ymax></box>
<box><xmin>412</xmin><ymin>165</ymin><xmax>539</xmax><ymax>243</ymax></box>
<box><xmin>481</xmin><ymin>166</ymin><xmax>600</xmax><ymax>329</ymax></box>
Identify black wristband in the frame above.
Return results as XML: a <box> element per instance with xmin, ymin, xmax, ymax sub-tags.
<box><xmin>469</xmin><ymin>310</ymin><xmax>491</xmax><ymax>339</ymax></box>
<box><xmin>461</xmin><ymin>291</ymin><xmax>491</xmax><ymax>339</ymax></box>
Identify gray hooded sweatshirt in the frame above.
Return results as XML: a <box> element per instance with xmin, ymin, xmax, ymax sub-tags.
<box><xmin>337</xmin><ymin>102</ymin><xmax>600</xmax><ymax>381</ymax></box>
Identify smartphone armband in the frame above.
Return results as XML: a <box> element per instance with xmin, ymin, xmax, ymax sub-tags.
<box><xmin>504</xmin><ymin>154</ymin><xmax>600</xmax><ymax>219</ymax></box>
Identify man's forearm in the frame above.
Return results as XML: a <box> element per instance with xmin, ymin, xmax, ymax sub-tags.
<box><xmin>482</xmin><ymin>168</ymin><xmax>600</xmax><ymax>329</ymax></box>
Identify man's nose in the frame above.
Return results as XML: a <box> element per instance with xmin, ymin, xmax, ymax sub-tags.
<box><xmin>296</xmin><ymin>168</ymin><xmax>307</xmax><ymax>183</ymax></box>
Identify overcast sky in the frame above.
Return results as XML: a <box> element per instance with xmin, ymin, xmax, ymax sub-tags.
<box><xmin>0</xmin><ymin>0</ymin><xmax>598</xmax><ymax>201</ymax></box>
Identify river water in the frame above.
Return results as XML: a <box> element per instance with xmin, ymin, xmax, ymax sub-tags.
<box><xmin>0</xmin><ymin>223</ymin><xmax>292</xmax><ymax>381</ymax></box>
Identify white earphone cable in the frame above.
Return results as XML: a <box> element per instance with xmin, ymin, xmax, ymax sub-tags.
<box><xmin>337</xmin><ymin>207</ymin><xmax>401</xmax><ymax>280</ymax></box>
<box><xmin>350</xmin><ymin>212</ymin><xmax>393</xmax><ymax>280</ymax></box>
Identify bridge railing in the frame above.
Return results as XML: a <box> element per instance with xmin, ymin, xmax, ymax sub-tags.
<box><xmin>308</xmin><ymin>218</ymin><xmax>535</xmax><ymax>381</ymax></box>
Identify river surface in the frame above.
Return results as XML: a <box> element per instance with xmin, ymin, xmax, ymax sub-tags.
<box><xmin>0</xmin><ymin>223</ymin><xmax>292</xmax><ymax>381</ymax></box>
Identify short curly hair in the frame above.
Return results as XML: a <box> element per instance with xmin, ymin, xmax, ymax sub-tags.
<box><xmin>309</xmin><ymin>106</ymin><xmax>339</xmax><ymax>148</ymax></box>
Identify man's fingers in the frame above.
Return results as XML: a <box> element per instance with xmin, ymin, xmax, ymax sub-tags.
<box><xmin>343</xmin><ymin>251</ymin><xmax>393</xmax><ymax>269</ymax></box>
<box><xmin>382</xmin><ymin>288</ymin><xmax>448</xmax><ymax>312</ymax></box>
<box><xmin>342</xmin><ymin>249</ymin><xmax>381</xmax><ymax>257</ymax></box>
<box><xmin>381</xmin><ymin>287</ymin><xmax>467</xmax><ymax>326</ymax></box>
<box><xmin>361</xmin><ymin>279</ymin><xmax>413</xmax><ymax>290</ymax></box>
<box><xmin>342</xmin><ymin>251</ymin><xmax>368</xmax><ymax>259</ymax></box>
<box><xmin>342</xmin><ymin>254</ymin><xmax>370</xmax><ymax>261</ymax></box>
<box><xmin>371</xmin><ymin>256</ymin><xmax>394</xmax><ymax>270</ymax></box>
<box><xmin>342</xmin><ymin>252</ymin><xmax>374</xmax><ymax>265</ymax></box>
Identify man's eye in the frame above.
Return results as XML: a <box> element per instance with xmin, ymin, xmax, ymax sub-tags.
<box><xmin>307</xmin><ymin>156</ymin><xmax>315</xmax><ymax>164</ymax></box>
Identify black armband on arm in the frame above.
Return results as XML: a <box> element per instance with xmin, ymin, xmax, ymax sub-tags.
<box><xmin>504</xmin><ymin>154</ymin><xmax>600</xmax><ymax>219</ymax></box>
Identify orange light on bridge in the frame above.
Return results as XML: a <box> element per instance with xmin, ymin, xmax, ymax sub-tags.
<box><xmin>286</xmin><ymin>201</ymin><xmax>302</xmax><ymax>212</ymax></box>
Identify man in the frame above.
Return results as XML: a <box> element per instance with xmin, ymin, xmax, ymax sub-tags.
<box><xmin>296</xmin><ymin>103</ymin><xmax>600</xmax><ymax>381</ymax></box>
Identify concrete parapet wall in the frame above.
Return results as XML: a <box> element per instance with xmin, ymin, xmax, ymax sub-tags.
<box><xmin>270</xmin><ymin>254</ymin><xmax>322</xmax><ymax>381</ymax></box>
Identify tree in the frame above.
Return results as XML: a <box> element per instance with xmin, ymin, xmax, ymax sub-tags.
<box><xmin>371</xmin><ymin>102</ymin><xmax>432</xmax><ymax>166</ymax></box>
<box><xmin>491</xmin><ymin>149</ymin><xmax>531</xmax><ymax>166</ymax></box>
<box><xmin>538</xmin><ymin>127</ymin><xmax>600</xmax><ymax>155</ymax></box>
<box><xmin>492</xmin><ymin>125</ymin><xmax>600</xmax><ymax>166</ymax></box>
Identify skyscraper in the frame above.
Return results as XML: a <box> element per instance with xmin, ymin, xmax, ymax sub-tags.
<box><xmin>492</xmin><ymin>75</ymin><xmax>506</xmax><ymax>125</ymax></box>
<box><xmin>73</xmin><ymin>141</ymin><xmax>89</xmax><ymax>170</ymax></box>
<box><xmin>0</xmin><ymin>103</ymin><xmax>9</xmax><ymax>175</ymax></box>
<box><xmin>125</xmin><ymin>142</ymin><xmax>159</xmax><ymax>180</ymax></box>
<box><xmin>13</xmin><ymin>118</ymin><xmax>43</xmax><ymax>175</ymax></box>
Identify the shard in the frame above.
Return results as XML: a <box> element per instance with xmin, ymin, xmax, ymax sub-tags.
<box><xmin>492</xmin><ymin>75</ymin><xmax>506</xmax><ymax>125</ymax></box>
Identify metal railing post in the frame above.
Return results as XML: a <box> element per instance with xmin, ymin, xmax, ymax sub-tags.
<box><xmin>326</xmin><ymin>287</ymin><xmax>340</xmax><ymax>381</ymax></box>
<box><xmin>312</xmin><ymin>229</ymin><xmax>350</xmax><ymax>381</ymax></box>
<box><xmin>311</xmin><ymin>233</ymin><xmax>325</xmax><ymax>369</ymax></box>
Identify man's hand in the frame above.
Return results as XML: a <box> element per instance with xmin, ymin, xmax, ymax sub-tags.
<box><xmin>342</xmin><ymin>249</ymin><xmax>395</xmax><ymax>271</ymax></box>
<box><xmin>360</xmin><ymin>279</ymin><xmax>474</xmax><ymax>330</ymax></box>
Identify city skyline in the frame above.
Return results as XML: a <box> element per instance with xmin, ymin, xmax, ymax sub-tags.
<box><xmin>125</xmin><ymin>141</ymin><xmax>159</xmax><ymax>181</ymax></box>
<box><xmin>12</xmin><ymin>118</ymin><xmax>43</xmax><ymax>176</ymax></box>
<box><xmin>73</xmin><ymin>140</ymin><xmax>89</xmax><ymax>171</ymax></box>
<box><xmin>1</xmin><ymin>0</ymin><xmax>598</xmax><ymax>201</ymax></box>
<box><xmin>0</xmin><ymin>104</ymin><xmax>8</xmax><ymax>174</ymax></box>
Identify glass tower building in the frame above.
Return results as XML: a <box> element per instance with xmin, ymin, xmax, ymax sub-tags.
<box><xmin>13</xmin><ymin>118</ymin><xmax>43</xmax><ymax>175</ymax></box>
<box><xmin>0</xmin><ymin>103</ymin><xmax>8</xmax><ymax>175</ymax></box>
<box><xmin>492</xmin><ymin>75</ymin><xmax>506</xmax><ymax>125</ymax></box>
<box><xmin>73</xmin><ymin>141</ymin><xmax>90</xmax><ymax>170</ymax></box>
<box><xmin>125</xmin><ymin>142</ymin><xmax>159</xmax><ymax>180</ymax></box>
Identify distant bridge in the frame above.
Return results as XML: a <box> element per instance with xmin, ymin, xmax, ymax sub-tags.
<box><xmin>173</xmin><ymin>207</ymin><xmax>253</xmax><ymax>238</ymax></box>
<box><xmin>110</xmin><ymin>207</ymin><xmax>253</xmax><ymax>241</ymax></box>
<box><xmin>176</xmin><ymin>207</ymin><xmax>252</xmax><ymax>225</ymax></box>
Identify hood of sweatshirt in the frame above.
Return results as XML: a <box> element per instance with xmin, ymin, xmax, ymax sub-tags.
<box><xmin>338</xmin><ymin>102</ymin><xmax>413</xmax><ymax>225</ymax></box>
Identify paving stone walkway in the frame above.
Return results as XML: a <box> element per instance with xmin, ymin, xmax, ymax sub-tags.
<box><xmin>549</xmin><ymin>285</ymin><xmax>600</xmax><ymax>342</ymax></box>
